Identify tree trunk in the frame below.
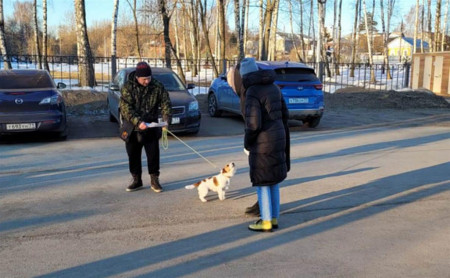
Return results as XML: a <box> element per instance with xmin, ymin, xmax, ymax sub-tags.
<box><xmin>299</xmin><ymin>0</ymin><xmax>306</xmax><ymax>62</ymax></box>
<box><xmin>174</xmin><ymin>8</ymin><xmax>180</xmax><ymax>58</ymax></box>
<box><xmin>262</xmin><ymin>0</ymin><xmax>276</xmax><ymax>61</ymax></box>
<box><xmin>33</xmin><ymin>0</ymin><xmax>42</xmax><ymax>69</ymax></box>
<box><xmin>427</xmin><ymin>0</ymin><xmax>432</xmax><ymax>50</ymax></box>
<box><xmin>413</xmin><ymin>0</ymin><xmax>419</xmax><ymax>54</ymax></box>
<box><xmin>350</xmin><ymin>0</ymin><xmax>360</xmax><ymax>77</ymax></box>
<box><xmin>336</xmin><ymin>0</ymin><xmax>342</xmax><ymax>75</ymax></box>
<box><xmin>362</xmin><ymin>0</ymin><xmax>376</xmax><ymax>83</ymax></box>
<box><xmin>74</xmin><ymin>0</ymin><xmax>96</xmax><ymax>87</ymax></box>
<box><xmin>268</xmin><ymin>0</ymin><xmax>279</xmax><ymax>61</ymax></box>
<box><xmin>442</xmin><ymin>0</ymin><xmax>449</xmax><ymax>51</ymax></box>
<box><xmin>310</xmin><ymin>0</ymin><xmax>316</xmax><ymax>63</ymax></box>
<box><xmin>288</xmin><ymin>0</ymin><xmax>302</xmax><ymax>61</ymax></box>
<box><xmin>243</xmin><ymin>0</ymin><xmax>249</xmax><ymax>54</ymax></box>
<box><xmin>379</xmin><ymin>0</ymin><xmax>392</xmax><ymax>79</ymax></box>
<box><xmin>218</xmin><ymin>0</ymin><xmax>226</xmax><ymax>71</ymax></box>
<box><xmin>199</xmin><ymin>0</ymin><xmax>219</xmax><ymax>77</ymax></box>
<box><xmin>111</xmin><ymin>0</ymin><xmax>119</xmax><ymax>79</ymax></box>
<box><xmin>42</xmin><ymin>0</ymin><xmax>49</xmax><ymax>71</ymax></box>
<box><xmin>127</xmin><ymin>0</ymin><xmax>141</xmax><ymax>59</ymax></box>
<box><xmin>257</xmin><ymin>0</ymin><xmax>264</xmax><ymax>60</ymax></box>
<box><xmin>158</xmin><ymin>0</ymin><xmax>172</xmax><ymax>68</ymax></box>
<box><xmin>0</xmin><ymin>0</ymin><xmax>12</xmax><ymax>69</ymax></box>
<box><xmin>233</xmin><ymin>0</ymin><xmax>244</xmax><ymax>61</ymax></box>
<box><xmin>434</xmin><ymin>0</ymin><xmax>441</xmax><ymax>52</ymax></box>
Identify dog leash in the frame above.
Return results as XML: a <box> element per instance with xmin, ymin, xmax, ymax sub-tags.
<box><xmin>161</xmin><ymin>128</ymin><xmax>218</xmax><ymax>169</ymax></box>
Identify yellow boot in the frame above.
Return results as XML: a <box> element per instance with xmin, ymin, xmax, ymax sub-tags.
<box><xmin>271</xmin><ymin>218</ymin><xmax>278</xmax><ymax>229</ymax></box>
<box><xmin>248</xmin><ymin>219</ymin><xmax>272</xmax><ymax>232</ymax></box>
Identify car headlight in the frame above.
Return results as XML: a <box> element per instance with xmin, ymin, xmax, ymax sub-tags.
<box><xmin>39</xmin><ymin>95</ymin><xmax>62</xmax><ymax>105</ymax></box>
<box><xmin>189</xmin><ymin>100</ymin><xmax>199</xmax><ymax>111</ymax></box>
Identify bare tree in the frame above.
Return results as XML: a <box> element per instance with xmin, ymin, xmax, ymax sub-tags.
<box><xmin>198</xmin><ymin>0</ymin><xmax>219</xmax><ymax>77</ymax></box>
<box><xmin>42</xmin><ymin>0</ymin><xmax>50</xmax><ymax>71</ymax></box>
<box><xmin>317</xmin><ymin>0</ymin><xmax>326</xmax><ymax>64</ymax></box>
<box><xmin>434</xmin><ymin>0</ymin><xmax>442</xmax><ymax>52</ymax></box>
<box><xmin>427</xmin><ymin>0</ymin><xmax>432</xmax><ymax>48</ymax></box>
<box><xmin>299</xmin><ymin>0</ymin><xmax>306</xmax><ymax>62</ymax></box>
<box><xmin>413</xmin><ymin>0</ymin><xmax>419</xmax><ymax>54</ymax></box>
<box><xmin>233</xmin><ymin>0</ymin><xmax>244</xmax><ymax>61</ymax></box>
<box><xmin>0</xmin><ymin>0</ymin><xmax>11</xmax><ymax>69</ymax></box>
<box><xmin>380</xmin><ymin>0</ymin><xmax>394</xmax><ymax>79</ymax></box>
<box><xmin>258</xmin><ymin>0</ymin><xmax>264</xmax><ymax>60</ymax></box>
<box><xmin>268</xmin><ymin>0</ymin><xmax>280</xmax><ymax>61</ymax></box>
<box><xmin>33</xmin><ymin>0</ymin><xmax>42</xmax><ymax>69</ymax></box>
<box><xmin>288</xmin><ymin>0</ymin><xmax>302</xmax><ymax>61</ymax></box>
<box><xmin>217</xmin><ymin>0</ymin><xmax>226</xmax><ymax>71</ymax></box>
<box><xmin>74</xmin><ymin>0</ymin><xmax>96</xmax><ymax>87</ymax></box>
<box><xmin>261</xmin><ymin>0</ymin><xmax>277</xmax><ymax>61</ymax></box>
<box><xmin>362</xmin><ymin>0</ymin><xmax>376</xmax><ymax>82</ymax></box>
<box><xmin>111</xmin><ymin>0</ymin><xmax>119</xmax><ymax>78</ymax></box>
<box><xmin>442</xmin><ymin>0</ymin><xmax>449</xmax><ymax>51</ymax></box>
<box><xmin>350</xmin><ymin>0</ymin><xmax>360</xmax><ymax>77</ymax></box>
<box><xmin>157</xmin><ymin>0</ymin><xmax>186</xmax><ymax>82</ymax></box>
<box><xmin>126</xmin><ymin>0</ymin><xmax>141</xmax><ymax>58</ymax></box>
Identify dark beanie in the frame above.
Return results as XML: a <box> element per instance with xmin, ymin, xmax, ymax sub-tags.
<box><xmin>135</xmin><ymin>62</ymin><xmax>152</xmax><ymax>77</ymax></box>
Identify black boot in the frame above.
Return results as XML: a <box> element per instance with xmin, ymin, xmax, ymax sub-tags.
<box><xmin>150</xmin><ymin>174</ymin><xmax>163</xmax><ymax>193</ymax></box>
<box><xmin>126</xmin><ymin>175</ymin><xmax>143</xmax><ymax>192</ymax></box>
<box><xmin>245</xmin><ymin>201</ymin><xmax>260</xmax><ymax>217</ymax></box>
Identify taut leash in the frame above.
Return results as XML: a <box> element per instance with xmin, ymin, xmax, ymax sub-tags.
<box><xmin>161</xmin><ymin>128</ymin><xmax>217</xmax><ymax>169</ymax></box>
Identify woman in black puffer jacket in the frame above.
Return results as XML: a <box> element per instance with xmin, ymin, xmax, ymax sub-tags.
<box><xmin>240</xmin><ymin>58</ymin><xmax>290</xmax><ymax>232</ymax></box>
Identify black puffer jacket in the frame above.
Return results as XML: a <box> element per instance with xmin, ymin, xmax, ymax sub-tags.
<box><xmin>243</xmin><ymin>69</ymin><xmax>290</xmax><ymax>187</ymax></box>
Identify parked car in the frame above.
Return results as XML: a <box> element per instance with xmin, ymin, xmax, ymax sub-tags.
<box><xmin>107</xmin><ymin>67</ymin><xmax>201</xmax><ymax>134</ymax></box>
<box><xmin>0</xmin><ymin>69</ymin><xmax>68</xmax><ymax>139</ymax></box>
<box><xmin>208</xmin><ymin>61</ymin><xmax>324</xmax><ymax>127</ymax></box>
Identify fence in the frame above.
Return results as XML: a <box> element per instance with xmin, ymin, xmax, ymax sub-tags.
<box><xmin>1</xmin><ymin>54</ymin><xmax>411</xmax><ymax>94</ymax></box>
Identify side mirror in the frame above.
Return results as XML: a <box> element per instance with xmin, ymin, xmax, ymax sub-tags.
<box><xmin>57</xmin><ymin>82</ymin><xmax>67</xmax><ymax>89</ymax></box>
<box><xmin>187</xmin><ymin>83</ymin><xmax>195</xmax><ymax>90</ymax></box>
<box><xmin>109</xmin><ymin>84</ymin><xmax>120</xmax><ymax>91</ymax></box>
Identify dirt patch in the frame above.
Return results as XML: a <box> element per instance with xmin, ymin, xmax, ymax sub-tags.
<box><xmin>327</xmin><ymin>89</ymin><xmax>450</xmax><ymax>110</ymax></box>
<box><xmin>62</xmin><ymin>90</ymin><xmax>108</xmax><ymax>116</ymax></box>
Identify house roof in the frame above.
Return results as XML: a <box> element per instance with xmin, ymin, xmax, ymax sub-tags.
<box><xmin>402</xmin><ymin>37</ymin><xmax>429</xmax><ymax>48</ymax></box>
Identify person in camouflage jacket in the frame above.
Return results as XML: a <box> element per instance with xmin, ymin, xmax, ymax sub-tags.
<box><xmin>119</xmin><ymin>62</ymin><xmax>172</xmax><ymax>193</ymax></box>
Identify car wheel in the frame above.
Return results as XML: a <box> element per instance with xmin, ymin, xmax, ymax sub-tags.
<box><xmin>305</xmin><ymin>116</ymin><xmax>321</xmax><ymax>128</ymax></box>
<box><xmin>208</xmin><ymin>93</ymin><xmax>222</xmax><ymax>117</ymax></box>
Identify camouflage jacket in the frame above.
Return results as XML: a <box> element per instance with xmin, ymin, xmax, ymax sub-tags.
<box><xmin>119</xmin><ymin>71</ymin><xmax>172</xmax><ymax>129</ymax></box>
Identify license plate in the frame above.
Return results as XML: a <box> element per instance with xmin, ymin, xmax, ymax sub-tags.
<box><xmin>171</xmin><ymin>117</ymin><xmax>180</xmax><ymax>124</ymax></box>
<box><xmin>289</xmin><ymin>98</ymin><xmax>309</xmax><ymax>104</ymax></box>
<box><xmin>6</xmin><ymin>123</ymin><xmax>36</xmax><ymax>130</ymax></box>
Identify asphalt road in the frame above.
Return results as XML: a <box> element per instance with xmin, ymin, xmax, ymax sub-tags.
<box><xmin>1</xmin><ymin>111</ymin><xmax>449</xmax><ymax>277</ymax></box>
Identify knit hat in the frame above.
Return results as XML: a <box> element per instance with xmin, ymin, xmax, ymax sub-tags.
<box><xmin>239</xmin><ymin>58</ymin><xmax>259</xmax><ymax>77</ymax></box>
<box><xmin>135</xmin><ymin>62</ymin><xmax>152</xmax><ymax>77</ymax></box>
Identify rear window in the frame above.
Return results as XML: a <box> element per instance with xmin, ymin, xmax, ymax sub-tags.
<box><xmin>0</xmin><ymin>71</ymin><xmax>55</xmax><ymax>89</ymax></box>
<box><xmin>274</xmin><ymin>68</ymin><xmax>319</xmax><ymax>82</ymax></box>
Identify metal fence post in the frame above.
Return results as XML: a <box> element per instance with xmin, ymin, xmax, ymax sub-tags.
<box><xmin>403</xmin><ymin>63</ymin><xmax>411</xmax><ymax>88</ymax></box>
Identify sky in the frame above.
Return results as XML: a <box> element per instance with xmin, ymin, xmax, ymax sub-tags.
<box><xmin>3</xmin><ymin>0</ymin><xmax>446</xmax><ymax>36</ymax></box>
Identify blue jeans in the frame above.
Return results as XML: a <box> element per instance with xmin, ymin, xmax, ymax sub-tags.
<box><xmin>257</xmin><ymin>184</ymin><xmax>280</xmax><ymax>221</ymax></box>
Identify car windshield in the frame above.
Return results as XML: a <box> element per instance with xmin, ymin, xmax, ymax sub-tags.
<box><xmin>274</xmin><ymin>68</ymin><xmax>319</xmax><ymax>82</ymax></box>
<box><xmin>153</xmin><ymin>73</ymin><xmax>185</xmax><ymax>91</ymax></box>
<box><xmin>0</xmin><ymin>71</ymin><xmax>55</xmax><ymax>89</ymax></box>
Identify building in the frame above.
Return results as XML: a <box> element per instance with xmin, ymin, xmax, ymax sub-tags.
<box><xmin>388</xmin><ymin>37</ymin><xmax>430</xmax><ymax>57</ymax></box>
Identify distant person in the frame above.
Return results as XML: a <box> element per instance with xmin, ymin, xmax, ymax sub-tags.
<box><xmin>227</xmin><ymin>62</ymin><xmax>260</xmax><ymax>217</ymax></box>
<box><xmin>240</xmin><ymin>57</ymin><xmax>290</xmax><ymax>232</ymax></box>
<box><xmin>119</xmin><ymin>62</ymin><xmax>172</xmax><ymax>193</ymax></box>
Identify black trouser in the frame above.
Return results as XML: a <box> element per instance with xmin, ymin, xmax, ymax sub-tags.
<box><xmin>125</xmin><ymin>129</ymin><xmax>160</xmax><ymax>178</ymax></box>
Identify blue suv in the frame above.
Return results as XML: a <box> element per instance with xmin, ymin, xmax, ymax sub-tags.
<box><xmin>207</xmin><ymin>61</ymin><xmax>324</xmax><ymax>127</ymax></box>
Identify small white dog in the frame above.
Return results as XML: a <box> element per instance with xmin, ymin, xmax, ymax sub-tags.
<box><xmin>185</xmin><ymin>162</ymin><xmax>237</xmax><ymax>202</ymax></box>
